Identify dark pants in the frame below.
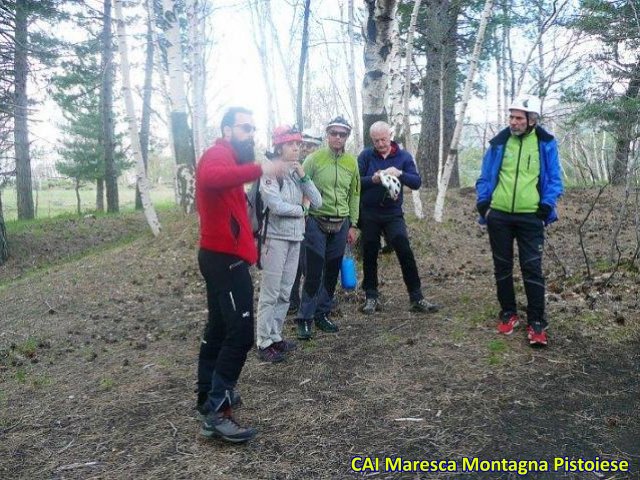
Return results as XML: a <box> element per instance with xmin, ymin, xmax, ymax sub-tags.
<box><xmin>298</xmin><ymin>216</ymin><xmax>350</xmax><ymax>319</ymax></box>
<box><xmin>197</xmin><ymin>249</ymin><xmax>254</xmax><ymax>413</ymax></box>
<box><xmin>360</xmin><ymin>211</ymin><xmax>422</xmax><ymax>302</ymax></box>
<box><xmin>486</xmin><ymin>209</ymin><xmax>546</xmax><ymax>327</ymax></box>
<box><xmin>289</xmin><ymin>244</ymin><xmax>306</xmax><ymax>308</ymax></box>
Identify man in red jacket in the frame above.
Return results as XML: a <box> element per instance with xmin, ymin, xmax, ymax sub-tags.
<box><xmin>195</xmin><ymin>107</ymin><xmax>286</xmax><ymax>443</ymax></box>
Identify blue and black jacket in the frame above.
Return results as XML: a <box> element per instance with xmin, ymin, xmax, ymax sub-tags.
<box><xmin>358</xmin><ymin>142</ymin><xmax>421</xmax><ymax>217</ymax></box>
<box><xmin>475</xmin><ymin>126</ymin><xmax>563</xmax><ymax>225</ymax></box>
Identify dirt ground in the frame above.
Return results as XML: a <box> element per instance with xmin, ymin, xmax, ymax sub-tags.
<box><xmin>0</xmin><ymin>188</ymin><xmax>638</xmax><ymax>480</ymax></box>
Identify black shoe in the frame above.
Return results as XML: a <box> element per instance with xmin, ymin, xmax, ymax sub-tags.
<box><xmin>314</xmin><ymin>313</ymin><xmax>339</xmax><ymax>333</ymax></box>
<box><xmin>272</xmin><ymin>339</ymin><xmax>298</xmax><ymax>353</ymax></box>
<box><xmin>296</xmin><ymin>319</ymin><xmax>313</xmax><ymax>340</ymax></box>
<box><xmin>257</xmin><ymin>345</ymin><xmax>286</xmax><ymax>363</ymax></box>
<box><xmin>361</xmin><ymin>298</ymin><xmax>380</xmax><ymax>314</ymax></box>
<box><xmin>410</xmin><ymin>298</ymin><xmax>440</xmax><ymax>313</ymax></box>
<box><xmin>197</xmin><ymin>390</ymin><xmax>243</xmax><ymax>418</ymax></box>
<box><xmin>201</xmin><ymin>408</ymin><xmax>256</xmax><ymax>443</ymax></box>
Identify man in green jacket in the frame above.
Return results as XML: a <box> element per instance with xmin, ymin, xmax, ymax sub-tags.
<box><xmin>476</xmin><ymin>96</ymin><xmax>563</xmax><ymax>347</ymax></box>
<box><xmin>295</xmin><ymin>116</ymin><xmax>360</xmax><ymax>339</ymax></box>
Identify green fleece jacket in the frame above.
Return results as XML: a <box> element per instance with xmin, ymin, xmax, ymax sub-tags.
<box><xmin>302</xmin><ymin>147</ymin><xmax>360</xmax><ymax>226</ymax></box>
<box><xmin>491</xmin><ymin>130</ymin><xmax>541</xmax><ymax>213</ymax></box>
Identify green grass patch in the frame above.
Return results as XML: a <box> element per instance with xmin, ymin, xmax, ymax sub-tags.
<box><xmin>377</xmin><ymin>332</ymin><xmax>402</xmax><ymax>346</ymax></box>
<box><xmin>15</xmin><ymin>337</ymin><xmax>38</xmax><ymax>358</ymax></box>
<box><xmin>468</xmin><ymin>303</ymin><xmax>496</xmax><ymax>327</ymax></box>
<box><xmin>487</xmin><ymin>339</ymin><xmax>508</xmax><ymax>366</ymax></box>
<box><xmin>14</xmin><ymin>368</ymin><xmax>27</xmax><ymax>383</ymax></box>
<box><xmin>3</xmin><ymin>185</ymin><xmax>176</xmax><ymax>222</ymax></box>
<box><xmin>99</xmin><ymin>377</ymin><xmax>115</xmax><ymax>391</ymax></box>
<box><xmin>32</xmin><ymin>375</ymin><xmax>52</xmax><ymax>388</ymax></box>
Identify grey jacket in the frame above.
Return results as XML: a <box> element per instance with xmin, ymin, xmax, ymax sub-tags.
<box><xmin>260</xmin><ymin>166</ymin><xmax>322</xmax><ymax>242</ymax></box>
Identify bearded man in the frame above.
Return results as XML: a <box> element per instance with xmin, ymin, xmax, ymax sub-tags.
<box><xmin>194</xmin><ymin>107</ymin><xmax>287</xmax><ymax>442</ymax></box>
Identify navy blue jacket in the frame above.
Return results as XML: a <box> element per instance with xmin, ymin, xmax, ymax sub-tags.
<box><xmin>358</xmin><ymin>142</ymin><xmax>421</xmax><ymax>216</ymax></box>
<box><xmin>475</xmin><ymin>125</ymin><xmax>563</xmax><ymax>226</ymax></box>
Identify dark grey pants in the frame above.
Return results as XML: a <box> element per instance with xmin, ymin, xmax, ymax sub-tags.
<box><xmin>486</xmin><ymin>209</ymin><xmax>546</xmax><ymax>327</ymax></box>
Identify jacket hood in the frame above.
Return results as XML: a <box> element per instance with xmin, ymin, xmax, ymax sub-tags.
<box><xmin>489</xmin><ymin>125</ymin><xmax>555</xmax><ymax>146</ymax></box>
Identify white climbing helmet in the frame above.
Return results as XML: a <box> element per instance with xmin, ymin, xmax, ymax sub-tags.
<box><xmin>508</xmin><ymin>95</ymin><xmax>541</xmax><ymax>116</ymax></box>
<box><xmin>380</xmin><ymin>173</ymin><xmax>402</xmax><ymax>201</ymax></box>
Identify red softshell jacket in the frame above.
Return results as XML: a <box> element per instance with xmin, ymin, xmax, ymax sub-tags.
<box><xmin>196</xmin><ymin>139</ymin><xmax>262</xmax><ymax>264</ymax></box>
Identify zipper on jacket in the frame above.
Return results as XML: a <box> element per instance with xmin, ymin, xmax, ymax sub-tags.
<box><xmin>511</xmin><ymin>138</ymin><xmax>523</xmax><ymax>213</ymax></box>
<box><xmin>527</xmin><ymin>154</ymin><xmax>531</xmax><ymax>171</ymax></box>
<box><xmin>334</xmin><ymin>156</ymin><xmax>339</xmax><ymax>217</ymax></box>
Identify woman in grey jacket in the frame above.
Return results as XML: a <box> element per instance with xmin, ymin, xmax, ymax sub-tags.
<box><xmin>256</xmin><ymin>126</ymin><xmax>322</xmax><ymax>362</ymax></box>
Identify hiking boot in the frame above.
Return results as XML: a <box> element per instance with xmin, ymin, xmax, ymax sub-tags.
<box><xmin>197</xmin><ymin>390</ymin><xmax>243</xmax><ymax>418</ymax></box>
<box><xmin>526</xmin><ymin>323</ymin><xmax>548</xmax><ymax>347</ymax></box>
<box><xmin>410</xmin><ymin>298</ymin><xmax>440</xmax><ymax>313</ymax></box>
<box><xmin>296</xmin><ymin>319</ymin><xmax>313</xmax><ymax>340</ymax></box>
<box><xmin>497</xmin><ymin>311</ymin><xmax>520</xmax><ymax>335</ymax></box>
<box><xmin>272</xmin><ymin>339</ymin><xmax>297</xmax><ymax>353</ymax></box>
<box><xmin>201</xmin><ymin>408</ymin><xmax>256</xmax><ymax>443</ymax></box>
<box><xmin>257</xmin><ymin>345</ymin><xmax>286</xmax><ymax>363</ymax></box>
<box><xmin>314</xmin><ymin>313</ymin><xmax>339</xmax><ymax>333</ymax></box>
<box><xmin>361</xmin><ymin>298</ymin><xmax>380</xmax><ymax>314</ymax></box>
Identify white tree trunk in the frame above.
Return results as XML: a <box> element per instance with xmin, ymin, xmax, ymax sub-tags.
<box><xmin>114</xmin><ymin>0</ymin><xmax>161</xmax><ymax>236</ymax></box>
<box><xmin>188</xmin><ymin>0</ymin><xmax>207</xmax><ymax>157</ymax></box>
<box><xmin>162</xmin><ymin>0</ymin><xmax>196</xmax><ymax>213</ymax></box>
<box><xmin>403</xmin><ymin>0</ymin><xmax>423</xmax><ymax>219</ymax></box>
<box><xmin>388</xmin><ymin>20</ymin><xmax>404</xmax><ymax>138</ymax></box>
<box><xmin>362</xmin><ymin>0</ymin><xmax>398</xmax><ymax>144</ymax></box>
<box><xmin>434</xmin><ymin>0</ymin><xmax>495</xmax><ymax>222</ymax></box>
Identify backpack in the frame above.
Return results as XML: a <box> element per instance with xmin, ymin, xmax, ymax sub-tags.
<box><xmin>246</xmin><ymin>180</ymin><xmax>270</xmax><ymax>269</ymax></box>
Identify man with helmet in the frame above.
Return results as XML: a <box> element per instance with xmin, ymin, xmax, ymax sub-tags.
<box><xmin>476</xmin><ymin>96</ymin><xmax>563</xmax><ymax>347</ymax></box>
<box><xmin>195</xmin><ymin>107</ymin><xmax>288</xmax><ymax>443</ymax></box>
<box><xmin>295</xmin><ymin>115</ymin><xmax>361</xmax><ymax>340</ymax></box>
<box><xmin>300</xmin><ymin>128</ymin><xmax>323</xmax><ymax>160</ymax></box>
<box><xmin>289</xmin><ymin>127</ymin><xmax>324</xmax><ymax>315</ymax></box>
<box><xmin>255</xmin><ymin>125</ymin><xmax>321</xmax><ymax>363</ymax></box>
<box><xmin>358</xmin><ymin>121</ymin><xmax>440</xmax><ymax>315</ymax></box>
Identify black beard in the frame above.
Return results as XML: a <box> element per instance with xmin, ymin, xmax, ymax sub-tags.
<box><xmin>231</xmin><ymin>138</ymin><xmax>256</xmax><ymax>164</ymax></box>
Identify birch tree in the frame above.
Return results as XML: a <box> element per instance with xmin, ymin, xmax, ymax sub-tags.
<box><xmin>403</xmin><ymin>0</ymin><xmax>424</xmax><ymax>219</ymax></box>
<box><xmin>361</xmin><ymin>0</ymin><xmax>398</xmax><ymax>147</ymax></box>
<box><xmin>161</xmin><ymin>0</ymin><xmax>196</xmax><ymax>213</ymax></box>
<box><xmin>114</xmin><ymin>0</ymin><xmax>160</xmax><ymax>236</ymax></box>
<box><xmin>188</xmin><ymin>0</ymin><xmax>207</xmax><ymax>157</ymax></box>
<box><xmin>434</xmin><ymin>0</ymin><xmax>495</xmax><ymax>222</ymax></box>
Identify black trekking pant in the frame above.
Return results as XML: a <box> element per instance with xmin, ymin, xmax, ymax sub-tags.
<box><xmin>360</xmin><ymin>211</ymin><xmax>423</xmax><ymax>302</ymax></box>
<box><xmin>197</xmin><ymin>249</ymin><xmax>254</xmax><ymax>412</ymax></box>
<box><xmin>486</xmin><ymin>209</ymin><xmax>546</xmax><ymax>327</ymax></box>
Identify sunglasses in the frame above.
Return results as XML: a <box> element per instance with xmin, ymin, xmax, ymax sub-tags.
<box><xmin>328</xmin><ymin>130</ymin><xmax>349</xmax><ymax>138</ymax></box>
<box><xmin>234</xmin><ymin>123</ymin><xmax>256</xmax><ymax>133</ymax></box>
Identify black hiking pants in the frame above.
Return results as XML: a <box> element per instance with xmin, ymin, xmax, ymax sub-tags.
<box><xmin>197</xmin><ymin>249</ymin><xmax>254</xmax><ymax>413</ymax></box>
<box><xmin>360</xmin><ymin>211</ymin><xmax>423</xmax><ymax>302</ymax></box>
<box><xmin>486</xmin><ymin>209</ymin><xmax>546</xmax><ymax>327</ymax></box>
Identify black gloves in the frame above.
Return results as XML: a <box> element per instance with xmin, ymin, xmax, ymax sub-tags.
<box><xmin>477</xmin><ymin>201</ymin><xmax>490</xmax><ymax>218</ymax></box>
<box><xmin>536</xmin><ymin>203</ymin><xmax>552</xmax><ymax>220</ymax></box>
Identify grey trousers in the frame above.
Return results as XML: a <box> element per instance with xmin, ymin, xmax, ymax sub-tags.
<box><xmin>256</xmin><ymin>238</ymin><xmax>301</xmax><ymax>349</ymax></box>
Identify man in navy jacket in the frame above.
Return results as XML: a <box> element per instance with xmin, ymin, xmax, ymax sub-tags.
<box><xmin>358</xmin><ymin>121</ymin><xmax>439</xmax><ymax>314</ymax></box>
